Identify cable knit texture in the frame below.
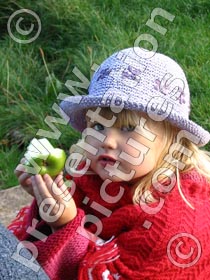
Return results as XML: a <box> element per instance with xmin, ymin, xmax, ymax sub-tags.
<box><xmin>8</xmin><ymin>169</ymin><xmax>210</xmax><ymax>279</ymax></box>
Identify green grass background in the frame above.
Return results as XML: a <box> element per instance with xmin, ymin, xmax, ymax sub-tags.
<box><xmin>0</xmin><ymin>0</ymin><xmax>209</xmax><ymax>189</ymax></box>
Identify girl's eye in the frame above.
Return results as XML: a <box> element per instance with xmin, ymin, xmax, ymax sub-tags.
<box><xmin>121</xmin><ymin>125</ymin><xmax>135</xmax><ymax>132</ymax></box>
<box><xmin>92</xmin><ymin>123</ymin><xmax>104</xmax><ymax>131</ymax></box>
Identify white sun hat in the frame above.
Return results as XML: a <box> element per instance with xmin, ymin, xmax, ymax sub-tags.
<box><xmin>60</xmin><ymin>47</ymin><xmax>210</xmax><ymax>146</ymax></box>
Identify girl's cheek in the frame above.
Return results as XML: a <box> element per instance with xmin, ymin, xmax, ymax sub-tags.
<box><xmin>123</xmin><ymin>146</ymin><xmax>141</xmax><ymax>159</ymax></box>
<box><xmin>122</xmin><ymin>136</ymin><xmax>150</xmax><ymax>157</ymax></box>
<box><xmin>85</xmin><ymin>136</ymin><xmax>99</xmax><ymax>149</ymax></box>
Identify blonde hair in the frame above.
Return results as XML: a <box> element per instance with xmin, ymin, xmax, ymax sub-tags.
<box><xmin>72</xmin><ymin>107</ymin><xmax>210</xmax><ymax>205</ymax></box>
<box><xmin>133</xmin><ymin>121</ymin><xmax>210</xmax><ymax>205</ymax></box>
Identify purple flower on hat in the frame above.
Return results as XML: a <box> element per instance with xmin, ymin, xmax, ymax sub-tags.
<box><xmin>122</xmin><ymin>65</ymin><xmax>141</xmax><ymax>81</ymax></box>
<box><xmin>97</xmin><ymin>67</ymin><xmax>112</xmax><ymax>81</ymax></box>
<box><xmin>154</xmin><ymin>79</ymin><xmax>164</xmax><ymax>93</ymax></box>
<box><xmin>176</xmin><ymin>87</ymin><xmax>185</xmax><ymax>104</ymax></box>
<box><xmin>168</xmin><ymin>86</ymin><xmax>186</xmax><ymax>104</ymax></box>
<box><xmin>154</xmin><ymin>79</ymin><xmax>185</xmax><ymax>104</ymax></box>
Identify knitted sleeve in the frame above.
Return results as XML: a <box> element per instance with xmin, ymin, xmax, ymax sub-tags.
<box><xmin>33</xmin><ymin>208</ymin><xmax>90</xmax><ymax>280</ymax></box>
<box><xmin>8</xmin><ymin>199</ymin><xmax>90</xmax><ymax>280</ymax></box>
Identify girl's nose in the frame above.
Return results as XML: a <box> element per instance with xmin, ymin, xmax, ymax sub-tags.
<box><xmin>101</xmin><ymin>128</ymin><xmax>118</xmax><ymax>150</ymax></box>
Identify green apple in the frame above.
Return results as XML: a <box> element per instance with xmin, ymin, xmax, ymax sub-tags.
<box><xmin>24</xmin><ymin>138</ymin><xmax>66</xmax><ymax>177</ymax></box>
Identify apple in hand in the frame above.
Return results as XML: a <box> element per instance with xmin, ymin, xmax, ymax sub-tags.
<box><xmin>24</xmin><ymin>138</ymin><xmax>66</xmax><ymax>177</ymax></box>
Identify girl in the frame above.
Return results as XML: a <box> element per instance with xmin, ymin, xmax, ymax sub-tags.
<box><xmin>10</xmin><ymin>47</ymin><xmax>210</xmax><ymax>279</ymax></box>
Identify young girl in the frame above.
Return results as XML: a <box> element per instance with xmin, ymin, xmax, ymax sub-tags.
<box><xmin>10</xmin><ymin>47</ymin><xmax>210</xmax><ymax>279</ymax></box>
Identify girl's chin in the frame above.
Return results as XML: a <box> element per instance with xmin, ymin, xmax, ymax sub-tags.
<box><xmin>92</xmin><ymin>164</ymin><xmax>131</xmax><ymax>182</ymax></box>
<box><xmin>97</xmin><ymin>172</ymin><xmax>125</xmax><ymax>183</ymax></box>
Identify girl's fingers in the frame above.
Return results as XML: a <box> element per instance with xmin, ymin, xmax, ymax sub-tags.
<box><xmin>18</xmin><ymin>172</ymin><xmax>32</xmax><ymax>185</ymax></box>
<box><xmin>20</xmin><ymin>158</ymin><xmax>27</xmax><ymax>164</ymax></box>
<box><xmin>31</xmin><ymin>175</ymin><xmax>53</xmax><ymax>207</ymax></box>
<box><xmin>43</xmin><ymin>174</ymin><xmax>72</xmax><ymax>204</ymax></box>
<box><xmin>54</xmin><ymin>172</ymin><xmax>64</xmax><ymax>188</ymax></box>
<box><xmin>31</xmin><ymin>174</ymin><xmax>72</xmax><ymax>208</ymax></box>
<box><xmin>43</xmin><ymin>174</ymin><xmax>67</xmax><ymax>201</ymax></box>
<box><xmin>15</xmin><ymin>158</ymin><xmax>29</xmax><ymax>176</ymax></box>
<box><xmin>58</xmin><ymin>180</ymin><xmax>74</xmax><ymax>202</ymax></box>
<box><xmin>32</xmin><ymin>175</ymin><xmax>68</xmax><ymax>226</ymax></box>
<box><xmin>15</xmin><ymin>164</ymin><xmax>26</xmax><ymax>176</ymax></box>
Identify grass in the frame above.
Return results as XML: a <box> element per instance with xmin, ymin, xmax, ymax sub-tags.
<box><xmin>0</xmin><ymin>0</ymin><xmax>209</xmax><ymax>188</ymax></box>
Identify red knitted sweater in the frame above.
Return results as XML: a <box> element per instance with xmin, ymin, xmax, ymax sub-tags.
<box><xmin>8</xmin><ymin>169</ymin><xmax>210</xmax><ymax>280</ymax></box>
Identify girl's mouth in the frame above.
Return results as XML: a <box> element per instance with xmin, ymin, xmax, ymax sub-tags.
<box><xmin>98</xmin><ymin>155</ymin><xmax>117</xmax><ymax>166</ymax></box>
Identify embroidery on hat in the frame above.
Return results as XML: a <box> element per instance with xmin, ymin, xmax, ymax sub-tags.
<box><xmin>97</xmin><ymin>67</ymin><xmax>112</xmax><ymax>81</ymax></box>
<box><xmin>122</xmin><ymin>65</ymin><xmax>141</xmax><ymax>81</ymax></box>
<box><xmin>154</xmin><ymin>78</ymin><xmax>185</xmax><ymax>104</ymax></box>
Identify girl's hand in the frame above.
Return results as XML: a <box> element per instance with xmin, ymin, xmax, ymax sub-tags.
<box><xmin>14</xmin><ymin>158</ymin><xmax>34</xmax><ymax>196</ymax></box>
<box><xmin>31</xmin><ymin>173</ymin><xmax>77</xmax><ymax>230</ymax></box>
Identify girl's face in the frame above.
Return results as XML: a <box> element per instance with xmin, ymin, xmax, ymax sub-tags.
<box><xmin>85</xmin><ymin>109</ymin><xmax>165</xmax><ymax>183</ymax></box>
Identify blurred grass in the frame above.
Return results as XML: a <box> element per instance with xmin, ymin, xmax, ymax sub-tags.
<box><xmin>0</xmin><ymin>0</ymin><xmax>209</xmax><ymax>188</ymax></box>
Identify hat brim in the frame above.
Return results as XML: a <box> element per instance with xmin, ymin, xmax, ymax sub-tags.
<box><xmin>60</xmin><ymin>95</ymin><xmax>210</xmax><ymax>147</ymax></box>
